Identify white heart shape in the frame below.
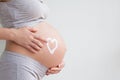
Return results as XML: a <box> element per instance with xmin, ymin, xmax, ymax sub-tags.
<box><xmin>46</xmin><ymin>38</ymin><xmax>58</xmax><ymax>55</ymax></box>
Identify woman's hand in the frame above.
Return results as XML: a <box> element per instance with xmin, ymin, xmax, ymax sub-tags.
<box><xmin>11</xmin><ymin>27</ymin><xmax>46</xmax><ymax>53</ymax></box>
<box><xmin>46</xmin><ymin>61</ymin><xmax>65</xmax><ymax>75</ymax></box>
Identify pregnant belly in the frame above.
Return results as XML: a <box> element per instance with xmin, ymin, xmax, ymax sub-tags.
<box><xmin>5</xmin><ymin>22</ymin><xmax>67</xmax><ymax>68</ymax></box>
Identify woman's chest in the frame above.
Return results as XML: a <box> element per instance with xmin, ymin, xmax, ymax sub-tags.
<box><xmin>6</xmin><ymin>0</ymin><xmax>49</xmax><ymax>19</ymax></box>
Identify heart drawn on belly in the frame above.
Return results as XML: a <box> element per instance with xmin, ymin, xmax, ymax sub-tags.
<box><xmin>46</xmin><ymin>38</ymin><xmax>58</xmax><ymax>55</ymax></box>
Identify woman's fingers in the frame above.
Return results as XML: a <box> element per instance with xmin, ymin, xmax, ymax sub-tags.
<box><xmin>47</xmin><ymin>67</ymin><xmax>62</xmax><ymax>73</ymax></box>
<box><xmin>34</xmin><ymin>35</ymin><xmax>47</xmax><ymax>43</ymax></box>
<box><xmin>46</xmin><ymin>67</ymin><xmax>61</xmax><ymax>75</ymax></box>
<box><xmin>26</xmin><ymin>45</ymin><xmax>38</xmax><ymax>54</ymax></box>
<box><xmin>31</xmin><ymin>38</ymin><xmax>43</xmax><ymax>48</ymax></box>
<box><xmin>46</xmin><ymin>61</ymin><xmax>65</xmax><ymax>75</ymax></box>
<box><xmin>49</xmin><ymin>68</ymin><xmax>62</xmax><ymax>71</ymax></box>
<box><xmin>27</xmin><ymin>27</ymin><xmax>47</xmax><ymax>42</ymax></box>
<box><xmin>46</xmin><ymin>71</ymin><xmax>60</xmax><ymax>75</ymax></box>
<box><xmin>27</xmin><ymin>28</ymin><xmax>46</xmax><ymax>52</ymax></box>
<box><xmin>47</xmin><ymin>68</ymin><xmax>61</xmax><ymax>73</ymax></box>
<box><xmin>30</xmin><ymin>42</ymin><xmax>41</xmax><ymax>50</ymax></box>
<box><xmin>29</xmin><ymin>34</ymin><xmax>47</xmax><ymax>53</ymax></box>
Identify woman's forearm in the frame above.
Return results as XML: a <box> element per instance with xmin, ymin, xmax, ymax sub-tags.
<box><xmin>0</xmin><ymin>27</ymin><xmax>14</xmax><ymax>40</ymax></box>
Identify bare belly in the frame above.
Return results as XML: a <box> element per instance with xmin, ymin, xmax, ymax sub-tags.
<box><xmin>5</xmin><ymin>22</ymin><xmax>67</xmax><ymax>68</ymax></box>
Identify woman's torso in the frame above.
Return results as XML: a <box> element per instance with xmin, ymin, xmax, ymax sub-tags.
<box><xmin>0</xmin><ymin>0</ymin><xmax>66</xmax><ymax>68</ymax></box>
<box><xmin>6</xmin><ymin>22</ymin><xmax>67</xmax><ymax>68</ymax></box>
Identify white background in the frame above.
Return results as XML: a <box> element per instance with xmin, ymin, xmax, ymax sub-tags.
<box><xmin>0</xmin><ymin>0</ymin><xmax>120</xmax><ymax>80</ymax></box>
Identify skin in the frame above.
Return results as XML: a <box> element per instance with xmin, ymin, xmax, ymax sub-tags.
<box><xmin>0</xmin><ymin>27</ymin><xmax>64</xmax><ymax>75</ymax></box>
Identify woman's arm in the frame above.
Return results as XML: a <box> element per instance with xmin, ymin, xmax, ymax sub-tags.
<box><xmin>0</xmin><ymin>27</ymin><xmax>45</xmax><ymax>53</ymax></box>
<box><xmin>0</xmin><ymin>27</ymin><xmax>15</xmax><ymax>40</ymax></box>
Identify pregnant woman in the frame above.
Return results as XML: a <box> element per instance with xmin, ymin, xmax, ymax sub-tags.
<box><xmin>0</xmin><ymin>0</ymin><xmax>67</xmax><ymax>80</ymax></box>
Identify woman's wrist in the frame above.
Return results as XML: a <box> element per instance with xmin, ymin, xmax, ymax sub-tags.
<box><xmin>8</xmin><ymin>28</ymin><xmax>17</xmax><ymax>41</ymax></box>
<box><xmin>0</xmin><ymin>27</ymin><xmax>16</xmax><ymax>41</ymax></box>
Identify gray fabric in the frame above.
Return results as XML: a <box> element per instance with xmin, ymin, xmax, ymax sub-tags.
<box><xmin>0</xmin><ymin>0</ymin><xmax>49</xmax><ymax>28</ymax></box>
<box><xmin>0</xmin><ymin>51</ymin><xmax>48</xmax><ymax>80</ymax></box>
